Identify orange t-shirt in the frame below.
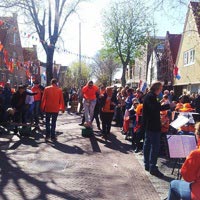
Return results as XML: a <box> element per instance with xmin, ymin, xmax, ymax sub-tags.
<box><xmin>181</xmin><ymin>148</ymin><xmax>200</xmax><ymax>200</ymax></box>
<box><xmin>102</xmin><ymin>97</ymin><xmax>114</xmax><ymax>113</ymax></box>
<box><xmin>31</xmin><ymin>85</ymin><xmax>42</xmax><ymax>101</ymax></box>
<box><xmin>82</xmin><ymin>85</ymin><xmax>98</xmax><ymax>100</ymax></box>
<box><xmin>0</xmin><ymin>44</ymin><xmax>3</xmax><ymax>52</ymax></box>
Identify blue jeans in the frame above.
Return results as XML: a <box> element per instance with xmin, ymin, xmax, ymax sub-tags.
<box><xmin>143</xmin><ymin>130</ymin><xmax>161</xmax><ymax>171</ymax></box>
<box><xmin>167</xmin><ymin>180</ymin><xmax>191</xmax><ymax>200</ymax></box>
<box><xmin>34</xmin><ymin>101</ymin><xmax>41</xmax><ymax>123</ymax></box>
<box><xmin>45</xmin><ymin>112</ymin><xmax>58</xmax><ymax>139</ymax></box>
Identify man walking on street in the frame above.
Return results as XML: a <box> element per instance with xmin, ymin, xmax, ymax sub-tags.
<box><xmin>82</xmin><ymin>80</ymin><xmax>99</xmax><ymax>128</ymax></box>
<box><xmin>142</xmin><ymin>81</ymin><xmax>170</xmax><ymax>178</ymax></box>
<box><xmin>41</xmin><ymin>78</ymin><xmax>65</xmax><ymax>141</ymax></box>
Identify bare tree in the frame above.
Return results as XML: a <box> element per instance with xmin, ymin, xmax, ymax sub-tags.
<box><xmin>0</xmin><ymin>0</ymin><xmax>84</xmax><ymax>85</ymax></box>
<box><xmin>91</xmin><ymin>51</ymin><xmax>120</xmax><ymax>86</ymax></box>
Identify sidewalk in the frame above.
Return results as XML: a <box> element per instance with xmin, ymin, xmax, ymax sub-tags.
<box><xmin>0</xmin><ymin>113</ymin><xmax>177</xmax><ymax>200</ymax></box>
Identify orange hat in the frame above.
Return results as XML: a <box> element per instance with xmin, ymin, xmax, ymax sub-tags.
<box><xmin>135</xmin><ymin>104</ymin><xmax>143</xmax><ymax>115</ymax></box>
<box><xmin>179</xmin><ymin>103</ymin><xmax>194</xmax><ymax>112</ymax></box>
<box><xmin>160</xmin><ymin>110</ymin><xmax>168</xmax><ymax>115</ymax></box>
<box><xmin>175</xmin><ymin>103</ymin><xmax>183</xmax><ymax>111</ymax></box>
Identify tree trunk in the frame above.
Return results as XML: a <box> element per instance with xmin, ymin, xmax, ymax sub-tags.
<box><xmin>121</xmin><ymin>63</ymin><xmax>127</xmax><ymax>87</ymax></box>
<box><xmin>46</xmin><ymin>47</ymin><xmax>54</xmax><ymax>85</ymax></box>
<box><xmin>109</xmin><ymin>73</ymin><xmax>112</xmax><ymax>86</ymax></box>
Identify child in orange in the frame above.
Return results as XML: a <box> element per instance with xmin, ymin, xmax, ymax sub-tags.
<box><xmin>133</xmin><ymin>103</ymin><xmax>144</xmax><ymax>153</ymax></box>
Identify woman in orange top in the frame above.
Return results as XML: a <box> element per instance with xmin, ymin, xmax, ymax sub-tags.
<box><xmin>167</xmin><ymin>122</ymin><xmax>200</xmax><ymax>200</ymax></box>
<box><xmin>41</xmin><ymin>78</ymin><xmax>65</xmax><ymax>141</ymax></box>
<box><xmin>100</xmin><ymin>87</ymin><xmax>117</xmax><ymax>139</ymax></box>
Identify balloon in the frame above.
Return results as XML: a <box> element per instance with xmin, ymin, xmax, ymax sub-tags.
<box><xmin>176</xmin><ymin>74</ymin><xmax>181</xmax><ymax>80</ymax></box>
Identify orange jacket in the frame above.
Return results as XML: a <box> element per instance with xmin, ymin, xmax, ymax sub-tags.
<box><xmin>41</xmin><ymin>84</ymin><xmax>65</xmax><ymax>113</ymax></box>
<box><xmin>31</xmin><ymin>85</ymin><xmax>42</xmax><ymax>101</ymax></box>
<box><xmin>181</xmin><ymin>148</ymin><xmax>200</xmax><ymax>200</ymax></box>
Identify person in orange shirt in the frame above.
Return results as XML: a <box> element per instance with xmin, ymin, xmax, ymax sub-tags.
<box><xmin>195</xmin><ymin>122</ymin><xmax>200</xmax><ymax>148</ymax></box>
<box><xmin>81</xmin><ymin>80</ymin><xmax>99</xmax><ymax>128</ymax></box>
<box><xmin>167</xmin><ymin>122</ymin><xmax>200</xmax><ymax>200</ymax></box>
<box><xmin>0</xmin><ymin>41</ymin><xmax>3</xmax><ymax>52</ymax></box>
<box><xmin>31</xmin><ymin>80</ymin><xmax>42</xmax><ymax>125</ymax></box>
<box><xmin>0</xmin><ymin>41</ymin><xmax>4</xmax><ymax>66</ymax></box>
<box><xmin>100</xmin><ymin>87</ymin><xmax>117</xmax><ymax>139</ymax></box>
<box><xmin>41</xmin><ymin>78</ymin><xmax>65</xmax><ymax>141</ymax></box>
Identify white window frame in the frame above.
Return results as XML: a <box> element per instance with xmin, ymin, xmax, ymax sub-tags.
<box><xmin>13</xmin><ymin>33</ymin><xmax>16</xmax><ymax>44</ymax></box>
<box><xmin>183</xmin><ymin>49</ymin><xmax>195</xmax><ymax>66</ymax></box>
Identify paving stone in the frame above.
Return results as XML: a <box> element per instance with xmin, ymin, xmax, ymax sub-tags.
<box><xmin>0</xmin><ymin>113</ymin><xmax>176</xmax><ymax>200</ymax></box>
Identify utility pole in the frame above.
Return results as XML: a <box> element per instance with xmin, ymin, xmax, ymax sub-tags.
<box><xmin>79</xmin><ymin>22</ymin><xmax>82</xmax><ymax>88</ymax></box>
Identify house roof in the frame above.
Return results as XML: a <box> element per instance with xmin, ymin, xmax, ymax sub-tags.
<box><xmin>167</xmin><ymin>32</ymin><xmax>182</xmax><ymax>63</ymax></box>
<box><xmin>0</xmin><ymin>17</ymin><xmax>11</xmax><ymax>44</ymax></box>
<box><xmin>23</xmin><ymin>46</ymin><xmax>38</xmax><ymax>62</ymax></box>
<box><xmin>0</xmin><ymin>29</ymin><xmax>7</xmax><ymax>44</ymax></box>
<box><xmin>190</xmin><ymin>1</ymin><xmax>200</xmax><ymax>35</ymax></box>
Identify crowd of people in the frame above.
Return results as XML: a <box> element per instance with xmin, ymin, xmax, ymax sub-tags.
<box><xmin>0</xmin><ymin>79</ymin><xmax>65</xmax><ymax>141</ymax></box>
<box><xmin>0</xmin><ymin>81</ymin><xmax>44</xmax><ymax>125</ymax></box>
<box><xmin>77</xmin><ymin>81</ymin><xmax>200</xmax><ymax>200</ymax></box>
<box><xmin>1</xmin><ymin>79</ymin><xmax>200</xmax><ymax>200</ymax></box>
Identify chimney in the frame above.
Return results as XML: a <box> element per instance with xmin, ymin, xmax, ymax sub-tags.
<box><xmin>12</xmin><ymin>13</ymin><xmax>18</xmax><ymax>19</ymax></box>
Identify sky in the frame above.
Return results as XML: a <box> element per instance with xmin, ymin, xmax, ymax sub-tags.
<box><xmin>21</xmin><ymin>0</ymin><xmax>110</xmax><ymax>66</ymax></box>
<box><xmin>20</xmin><ymin>0</ymin><xmax>189</xmax><ymax>68</ymax></box>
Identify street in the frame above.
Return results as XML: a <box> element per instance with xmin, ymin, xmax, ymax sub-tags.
<box><xmin>0</xmin><ymin>113</ymin><xmax>176</xmax><ymax>200</ymax></box>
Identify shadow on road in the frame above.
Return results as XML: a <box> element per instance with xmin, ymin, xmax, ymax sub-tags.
<box><xmin>0</xmin><ymin>150</ymin><xmax>84</xmax><ymax>200</ymax></box>
<box><xmin>95</xmin><ymin>132</ymin><xmax>133</xmax><ymax>154</ymax></box>
<box><xmin>89</xmin><ymin>135</ymin><xmax>101</xmax><ymax>153</ymax></box>
<box><xmin>51</xmin><ymin>140</ymin><xmax>85</xmax><ymax>154</ymax></box>
<box><xmin>8</xmin><ymin>129</ymin><xmax>45</xmax><ymax>150</ymax></box>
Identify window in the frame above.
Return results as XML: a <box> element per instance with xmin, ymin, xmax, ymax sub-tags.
<box><xmin>13</xmin><ymin>51</ymin><xmax>16</xmax><ymax>58</ymax></box>
<box><xmin>130</xmin><ymin>66</ymin><xmax>132</xmax><ymax>79</ymax></box>
<box><xmin>183</xmin><ymin>49</ymin><xmax>195</xmax><ymax>66</ymax></box>
<box><xmin>1</xmin><ymin>73</ymin><xmax>6</xmax><ymax>82</ymax></box>
<box><xmin>13</xmin><ymin>33</ymin><xmax>16</xmax><ymax>44</ymax></box>
<box><xmin>8</xmin><ymin>75</ymin><xmax>13</xmax><ymax>85</ymax></box>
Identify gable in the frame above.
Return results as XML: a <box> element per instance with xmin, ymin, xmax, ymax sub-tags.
<box><xmin>190</xmin><ymin>1</ymin><xmax>200</xmax><ymax>35</ymax></box>
<box><xmin>168</xmin><ymin>34</ymin><xmax>181</xmax><ymax>64</ymax></box>
<box><xmin>175</xmin><ymin>2</ymin><xmax>200</xmax><ymax>86</ymax></box>
<box><xmin>0</xmin><ymin>15</ymin><xmax>24</xmax><ymax>62</ymax></box>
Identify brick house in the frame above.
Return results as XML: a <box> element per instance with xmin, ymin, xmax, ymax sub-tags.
<box><xmin>0</xmin><ymin>13</ymin><xmax>26</xmax><ymax>86</ymax></box>
<box><xmin>23</xmin><ymin>45</ymin><xmax>41</xmax><ymax>84</ymax></box>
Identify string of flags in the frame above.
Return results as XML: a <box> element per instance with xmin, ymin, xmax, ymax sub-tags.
<box><xmin>0</xmin><ymin>19</ymin><xmax>94</xmax><ymax>60</ymax></box>
<box><xmin>173</xmin><ymin>65</ymin><xmax>181</xmax><ymax>80</ymax></box>
<box><xmin>20</xmin><ymin>31</ymin><xmax>94</xmax><ymax>60</ymax></box>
